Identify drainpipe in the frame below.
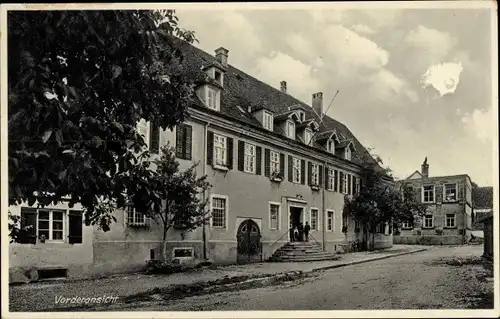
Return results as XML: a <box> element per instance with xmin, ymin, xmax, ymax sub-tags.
<box><xmin>322</xmin><ymin>160</ymin><xmax>327</xmax><ymax>251</ymax></box>
<box><xmin>202</xmin><ymin>121</ymin><xmax>211</xmax><ymax>260</ymax></box>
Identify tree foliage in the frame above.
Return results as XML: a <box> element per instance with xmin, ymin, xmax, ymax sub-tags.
<box><xmin>8</xmin><ymin>10</ymin><xmax>197</xmax><ymax>231</ymax></box>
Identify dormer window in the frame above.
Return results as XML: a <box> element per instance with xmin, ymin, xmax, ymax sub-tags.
<box><xmin>207</xmin><ymin>87</ymin><xmax>220</xmax><ymax>111</ymax></box>
<box><xmin>304</xmin><ymin>128</ymin><xmax>313</xmax><ymax>145</ymax></box>
<box><xmin>214</xmin><ymin>70</ymin><xmax>223</xmax><ymax>86</ymax></box>
<box><xmin>345</xmin><ymin>147</ymin><xmax>351</xmax><ymax>161</ymax></box>
<box><xmin>298</xmin><ymin>111</ymin><xmax>305</xmax><ymax>122</ymax></box>
<box><xmin>327</xmin><ymin>139</ymin><xmax>335</xmax><ymax>154</ymax></box>
<box><xmin>263</xmin><ymin>111</ymin><xmax>274</xmax><ymax>131</ymax></box>
<box><xmin>286</xmin><ymin>120</ymin><xmax>295</xmax><ymax>140</ymax></box>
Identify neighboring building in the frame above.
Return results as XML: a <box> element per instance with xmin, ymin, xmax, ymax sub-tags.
<box><xmin>478</xmin><ymin>212</ymin><xmax>494</xmax><ymax>260</ymax></box>
<box><xmin>9</xmin><ymin>42</ymin><xmax>393</xmax><ymax>283</ymax></box>
<box><xmin>394</xmin><ymin>158</ymin><xmax>473</xmax><ymax>245</ymax></box>
<box><xmin>472</xmin><ymin>186</ymin><xmax>493</xmax><ymax>230</ymax></box>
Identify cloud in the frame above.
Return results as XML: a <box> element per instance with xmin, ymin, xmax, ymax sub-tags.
<box><xmin>421</xmin><ymin>62</ymin><xmax>464</xmax><ymax>96</ymax></box>
<box><xmin>285</xmin><ymin>33</ymin><xmax>314</xmax><ymax>59</ymax></box>
<box><xmin>405</xmin><ymin>25</ymin><xmax>457</xmax><ymax>62</ymax></box>
<box><xmin>350</xmin><ymin>24</ymin><xmax>376</xmax><ymax>35</ymax></box>
<box><xmin>368</xmin><ymin>69</ymin><xmax>419</xmax><ymax>103</ymax></box>
<box><xmin>461</xmin><ymin>107</ymin><xmax>494</xmax><ymax>143</ymax></box>
<box><xmin>253</xmin><ymin>51</ymin><xmax>319</xmax><ymax>102</ymax></box>
<box><xmin>309</xmin><ymin>9</ymin><xmax>344</xmax><ymax>25</ymax></box>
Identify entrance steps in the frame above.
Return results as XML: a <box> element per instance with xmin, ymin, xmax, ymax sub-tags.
<box><xmin>269</xmin><ymin>241</ymin><xmax>337</xmax><ymax>262</ymax></box>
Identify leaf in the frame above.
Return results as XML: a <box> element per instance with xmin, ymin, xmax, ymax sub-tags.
<box><xmin>58</xmin><ymin>169</ymin><xmax>67</xmax><ymax>180</ymax></box>
<box><xmin>112</xmin><ymin>121</ymin><xmax>124</xmax><ymax>133</ymax></box>
<box><xmin>42</xmin><ymin>130</ymin><xmax>53</xmax><ymax>143</ymax></box>
<box><xmin>111</xmin><ymin>65</ymin><xmax>122</xmax><ymax>80</ymax></box>
<box><xmin>91</xmin><ymin>136</ymin><xmax>103</xmax><ymax>148</ymax></box>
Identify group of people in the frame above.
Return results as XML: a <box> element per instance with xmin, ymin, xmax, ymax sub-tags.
<box><xmin>289</xmin><ymin>221</ymin><xmax>311</xmax><ymax>242</ymax></box>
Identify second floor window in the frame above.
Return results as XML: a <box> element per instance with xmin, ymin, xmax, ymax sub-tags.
<box><xmin>244</xmin><ymin>143</ymin><xmax>256</xmax><ymax>173</ymax></box>
<box><xmin>444</xmin><ymin>183</ymin><xmax>457</xmax><ymax>202</ymax></box>
<box><xmin>214</xmin><ymin>134</ymin><xmax>227</xmax><ymax>167</ymax></box>
<box><xmin>328</xmin><ymin>168</ymin><xmax>335</xmax><ymax>190</ymax></box>
<box><xmin>292</xmin><ymin>157</ymin><xmax>301</xmax><ymax>183</ymax></box>
<box><xmin>422</xmin><ymin>185</ymin><xmax>435</xmax><ymax>203</ymax></box>
<box><xmin>270</xmin><ymin>151</ymin><xmax>280</xmax><ymax>174</ymax></box>
<box><xmin>263</xmin><ymin>112</ymin><xmax>273</xmax><ymax>131</ymax></box>
<box><xmin>342</xmin><ymin>173</ymin><xmax>348</xmax><ymax>194</ymax></box>
<box><xmin>311</xmin><ymin>164</ymin><xmax>319</xmax><ymax>185</ymax></box>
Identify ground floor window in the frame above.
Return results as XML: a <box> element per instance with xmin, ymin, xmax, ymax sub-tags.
<box><xmin>126</xmin><ymin>206</ymin><xmax>147</xmax><ymax>226</ymax></box>
<box><xmin>310</xmin><ymin>208</ymin><xmax>318</xmax><ymax>230</ymax></box>
<box><xmin>423</xmin><ymin>214</ymin><xmax>434</xmax><ymax>228</ymax></box>
<box><xmin>269</xmin><ymin>203</ymin><xmax>280</xmax><ymax>230</ymax></box>
<box><xmin>327</xmin><ymin>211</ymin><xmax>334</xmax><ymax>232</ymax></box>
<box><xmin>211</xmin><ymin>195</ymin><xmax>228</xmax><ymax>228</ymax></box>
<box><xmin>402</xmin><ymin>221</ymin><xmax>412</xmax><ymax>229</ymax></box>
<box><xmin>445</xmin><ymin>214</ymin><xmax>456</xmax><ymax>228</ymax></box>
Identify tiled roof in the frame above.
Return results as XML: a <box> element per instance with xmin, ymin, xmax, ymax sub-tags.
<box><xmin>178</xmin><ymin>40</ymin><xmax>374</xmax><ymax>166</ymax></box>
<box><xmin>472</xmin><ymin>186</ymin><xmax>493</xmax><ymax>209</ymax></box>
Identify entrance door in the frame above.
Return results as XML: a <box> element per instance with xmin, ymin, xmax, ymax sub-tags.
<box><xmin>236</xmin><ymin>219</ymin><xmax>262</xmax><ymax>264</ymax></box>
<box><xmin>289</xmin><ymin>206</ymin><xmax>304</xmax><ymax>229</ymax></box>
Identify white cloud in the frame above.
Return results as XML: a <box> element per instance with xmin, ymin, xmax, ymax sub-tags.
<box><xmin>461</xmin><ymin>108</ymin><xmax>494</xmax><ymax>143</ymax></box>
<box><xmin>350</xmin><ymin>24</ymin><xmax>376</xmax><ymax>35</ymax></box>
<box><xmin>285</xmin><ymin>33</ymin><xmax>313</xmax><ymax>59</ymax></box>
<box><xmin>367</xmin><ymin>69</ymin><xmax>419</xmax><ymax>103</ymax></box>
<box><xmin>253</xmin><ymin>51</ymin><xmax>319</xmax><ymax>102</ymax></box>
<box><xmin>323</xmin><ymin>25</ymin><xmax>389</xmax><ymax>74</ymax></box>
<box><xmin>310</xmin><ymin>10</ymin><xmax>344</xmax><ymax>25</ymax></box>
<box><xmin>405</xmin><ymin>25</ymin><xmax>457</xmax><ymax>62</ymax></box>
<box><xmin>421</xmin><ymin>62</ymin><xmax>464</xmax><ymax>96</ymax></box>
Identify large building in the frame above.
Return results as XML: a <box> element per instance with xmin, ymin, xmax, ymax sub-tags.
<box><xmin>9</xmin><ymin>42</ymin><xmax>393</xmax><ymax>283</ymax></box>
<box><xmin>394</xmin><ymin>159</ymin><xmax>473</xmax><ymax>245</ymax></box>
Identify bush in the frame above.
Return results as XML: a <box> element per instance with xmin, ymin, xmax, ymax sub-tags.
<box><xmin>145</xmin><ymin>259</ymin><xmax>188</xmax><ymax>275</ymax></box>
<box><xmin>416</xmin><ymin>236</ymin><xmax>433</xmax><ymax>245</ymax></box>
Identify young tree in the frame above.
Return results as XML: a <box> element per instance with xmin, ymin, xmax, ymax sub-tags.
<box><xmin>8</xmin><ymin>10</ymin><xmax>198</xmax><ymax>235</ymax></box>
<box><xmin>344</xmin><ymin>149</ymin><xmax>428</xmax><ymax>250</ymax></box>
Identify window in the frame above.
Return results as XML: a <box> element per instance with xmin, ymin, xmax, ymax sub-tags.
<box><xmin>298</xmin><ymin>111</ymin><xmax>305</xmax><ymax>122</ymax></box>
<box><xmin>422</xmin><ymin>185</ymin><xmax>435</xmax><ymax>203</ymax></box>
<box><xmin>270</xmin><ymin>151</ymin><xmax>280</xmax><ymax>174</ymax></box>
<box><xmin>214</xmin><ymin>70</ymin><xmax>222</xmax><ymax>86</ymax></box>
<box><xmin>402</xmin><ymin>221</ymin><xmax>412</xmax><ymax>229</ymax></box>
<box><xmin>445</xmin><ymin>214</ymin><xmax>456</xmax><ymax>228</ymax></box>
<box><xmin>244</xmin><ymin>143</ymin><xmax>256</xmax><ymax>173</ymax></box>
<box><xmin>328</xmin><ymin>167</ymin><xmax>335</xmax><ymax>190</ymax></box>
<box><xmin>310</xmin><ymin>209</ymin><xmax>318</xmax><ymax>231</ymax></box>
<box><xmin>207</xmin><ymin>88</ymin><xmax>219</xmax><ymax>110</ymax></box>
<box><xmin>175</xmin><ymin>124</ymin><xmax>192</xmax><ymax>160</ymax></box>
<box><xmin>37</xmin><ymin>209</ymin><xmax>64</xmax><ymax>241</ymax></box>
<box><xmin>286</xmin><ymin>121</ymin><xmax>295</xmax><ymax>139</ymax></box>
<box><xmin>444</xmin><ymin>183</ymin><xmax>457</xmax><ymax>202</ymax></box>
<box><xmin>327</xmin><ymin>211</ymin><xmax>334</xmax><ymax>232</ymax></box>
<box><xmin>345</xmin><ymin>147</ymin><xmax>351</xmax><ymax>160</ymax></box>
<box><xmin>342</xmin><ymin>173</ymin><xmax>348</xmax><ymax>194</ymax></box>
<box><xmin>127</xmin><ymin>206</ymin><xmax>147</xmax><ymax>226</ymax></box>
<box><xmin>211</xmin><ymin>195</ymin><xmax>227</xmax><ymax>228</ymax></box>
<box><xmin>214</xmin><ymin>134</ymin><xmax>227</xmax><ymax>167</ymax></box>
<box><xmin>304</xmin><ymin>129</ymin><xmax>313</xmax><ymax>145</ymax></box>
<box><xmin>292</xmin><ymin>157</ymin><xmax>301</xmax><ymax>183</ymax></box>
<box><xmin>311</xmin><ymin>164</ymin><xmax>319</xmax><ymax>185</ymax></box>
<box><xmin>327</xmin><ymin>139</ymin><xmax>335</xmax><ymax>154</ymax></box>
<box><xmin>423</xmin><ymin>214</ymin><xmax>434</xmax><ymax>228</ymax></box>
<box><xmin>263</xmin><ymin>112</ymin><xmax>274</xmax><ymax>131</ymax></box>
<box><xmin>269</xmin><ymin>203</ymin><xmax>280</xmax><ymax>230</ymax></box>
<box><xmin>334</xmin><ymin>170</ymin><xmax>339</xmax><ymax>192</ymax></box>
<box><xmin>355</xmin><ymin>178</ymin><xmax>360</xmax><ymax>195</ymax></box>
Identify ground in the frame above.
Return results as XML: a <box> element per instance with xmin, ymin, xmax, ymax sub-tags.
<box><xmin>8</xmin><ymin>245</ymin><xmax>493</xmax><ymax>312</ymax></box>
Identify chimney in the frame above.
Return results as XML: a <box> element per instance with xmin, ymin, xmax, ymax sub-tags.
<box><xmin>421</xmin><ymin>157</ymin><xmax>429</xmax><ymax>177</ymax></box>
<box><xmin>312</xmin><ymin>92</ymin><xmax>323</xmax><ymax>117</ymax></box>
<box><xmin>215</xmin><ymin>47</ymin><xmax>229</xmax><ymax>67</ymax></box>
<box><xmin>280</xmin><ymin>81</ymin><xmax>287</xmax><ymax>93</ymax></box>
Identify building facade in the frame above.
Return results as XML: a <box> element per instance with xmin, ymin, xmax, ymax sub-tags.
<box><xmin>394</xmin><ymin>159</ymin><xmax>473</xmax><ymax>245</ymax></box>
<box><xmin>9</xmin><ymin>42</ymin><xmax>393</xmax><ymax>283</ymax></box>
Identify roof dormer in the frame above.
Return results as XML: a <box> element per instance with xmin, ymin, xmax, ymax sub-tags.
<box><xmin>315</xmin><ymin>130</ymin><xmax>340</xmax><ymax>155</ymax></box>
<box><xmin>336</xmin><ymin>140</ymin><xmax>356</xmax><ymax>161</ymax></box>
<box><xmin>296</xmin><ymin>119</ymin><xmax>320</xmax><ymax>146</ymax></box>
<box><xmin>250</xmin><ymin>106</ymin><xmax>275</xmax><ymax>132</ymax></box>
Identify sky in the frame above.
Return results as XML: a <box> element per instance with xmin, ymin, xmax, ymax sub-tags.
<box><xmin>177</xmin><ymin>5</ymin><xmax>496</xmax><ymax>186</ymax></box>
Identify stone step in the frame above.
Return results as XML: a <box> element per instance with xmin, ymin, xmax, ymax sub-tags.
<box><xmin>271</xmin><ymin>255</ymin><xmax>337</xmax><ymax>262</ymax></box>
<box><xmin>274</xmin><ymin>251</ymin><xmax>328</xmax><ymax>256</ymax></box>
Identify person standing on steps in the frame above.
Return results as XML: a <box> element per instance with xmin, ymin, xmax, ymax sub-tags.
<box><xmin>298</xmin><ymin>223</ymin><xmax>304</xmax><ymax>242</ymax></box>
<box><xmin>289</xmin><ymin>225</ymin><xmax>295</xmax><ymax>242</ymax></box>
<box><xmin>304</xmin><ymin>221</ymin><xmax>311</xmax><ymax>242</ymax></box>
<box><xmin>293</xmin><ymin>226</ymin><xmax>299</xmax><ymax>242</ymax></box>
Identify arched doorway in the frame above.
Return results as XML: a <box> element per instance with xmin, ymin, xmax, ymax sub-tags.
<box><xmin>236</xmin><ymin>219</ymin><xmax>262</xmax><ymax>264</ymax></box>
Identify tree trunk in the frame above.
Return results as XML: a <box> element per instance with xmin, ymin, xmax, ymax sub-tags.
<box><xmin>361</xmin><ymin>223</ymin><xmax>368</xmax><ymax>251</ymax></box>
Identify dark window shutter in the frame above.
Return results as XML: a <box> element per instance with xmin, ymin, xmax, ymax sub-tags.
<box><xmin>256</xmin><ymin>146</ymin><xmax>262</xmax><ymax>175</ymax></box>
<box><xmin>300</xmin><ymin>159</ymin><xmax>306</xmax><ymax>185</ymax></box>
<box><xmin>416</xmin><ymin>187</ymin><xmax>422</xmax><ymax>202</ymax></box>
<box><xmin>20</xmin><ymin>208</ymin><xmax>37</xmax><ymax>244</ymax></box>
<box><xmin>68</xmin><ymin>211</ymin><xmax>83</xmax><ymax>244</ymax></box>
<box><xmin>149</xmin><ymin>123</ymin><xmax>160</xmax><ymax>154</ymax></box>
<box><xmin>307</xmin><ymin>162</ymin><xmax>313</xmax><ymax>185</ymax></box>
<box><xmin>348</xmin><ymin>174</ymin><xmax>352</xmax><ymax>195</ymax></box>
<box><xmin>280</xmin><ymin>153</ymin><xmax>285</xmax><ymax>178</ymax></box>
<box><xmin>324</xmin><ymin>167</ymin><xmax>329</xmax><ymax>189</ymax></box>
<box><xmin>353</xmin><ymin>177</ymin><xmax>357</xmax><ymax>195</ymax></box>
<box><xmin>238</xmin><ymin>141</ymin><xmax>245</xmax><ymax>171</ymax></box>
<box><xmin>184</xmin><ymin>124</ymin><xmax>192</xmax><ymax>160</ymax></box>
<box><xmin>288</xmin><ymin>155</ymin><xmax>293</xmax><ymax>182</ymax></box>
<box><xmin>227</xmin><ymin>137</ymin><xmax>233</xmax><ymax>169</ymax></box>
<box><xmin>264</xmin><ymin>149</ymin><xmax>270</xmax><ymax>177</ymax></box>
<box><xmin>319</xmin><ymin>165</ymin><xmax>323</xmax><ymax>188</ymax></box>
<box><xmin>176</xmin><ymin>124</ymin><xmax>185</xmax><ymax>158</ymax></box>
<box><xmin>207</xmin><ymin>131</ymin><xmax>214</xmax><ymax>165</ymax></box>
<box><xmin>339</xmin><ymin>172</ymin><xmax>344</xmax><ymax>193</ymax></box>
<box><xmin>334</xmin><ymin>170</ymin><xmax>338</xmax><ymax>192</ymax></box>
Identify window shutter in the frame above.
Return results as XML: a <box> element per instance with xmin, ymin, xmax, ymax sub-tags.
<box><xmin>353</xmin><ymin>177</ymin><xmax>357</xmax><ymax>195</ymax></box>
<box><xmin>237</xmin><ymin>141</ymin><xmax>245</xmax><ymax>171</ymax></box>
<box><xmin>324</xmin><ymin>167</ymin><xmax>329</xmax><ymax>189</ymax></box>
<box><xmin>334</xmin><ymin>170</ymin><xmax>338</xmax><ymax>192</ymax></box>
<box><xmin>149</xmin><ymin>123</ymin><xmax>160</xmax><ymax>154</ymax></box>
<box><xmin>416</xmin><ymin>187</ymin><xmax>422</xmax><ymax>202</ymax></box>
<box><xmin>339</xmin><ymin>172</ymin><xmax>344</xmax><ymax>193</ymax></box>
<box><xmin>300</xmin><ymin>159</ymin><xmax>306</xmax><ymax>185</ymax></box>
<box><xmin>68</xmin><ymin>211</ymin><xmax>83</xmax><ymax>244</ymax></box>
<box><xmin>256</xmin><ymin>146</ymin><xmax>262</xmax><ymax>175</ymax></box>
<box><xmin>318</xmin><ymin>165</ymin><xmax>323</xmax><ymax>188</ymax></box>
<box><xmin>307</xmin><ymin>162</ymin><xmax>313</xmax><ymax>185</ymax></box>
<box><xmin>184</xmin><ymin>124</ymin><xmax>192</xmax><ymax>160</ymax></box>
<box><xmin>279</xmin><ymin>153</ymin><xmax>285</xmax><ymax>178</ymax></box>
<box><xmin>20</xmin><ymin>208</ymin><xmax>37</xmax><ymax>244</ymax></box>
<box><xmin>227</xmin><ymin>137</ymin><xmax>233</xmax><ymax>169</ymax></box>
<box><xmin>264</xmin><ymin>149</ymin><xmax>270</xmax><ymax>177</ymax></box>
<box><xmin>436</xmin><ymin>184</ymin><xmax>443</xmax><ymax>203</ymax></box>
<box><xmin>288</xmin><ymin>155</ymin><xmax>293</xmax><ymax>182</ymax></box>
<box><xmin>207</xmin><ymin>131</ymin><xmax>214</xmax><ymax>166</ymax></box>
<box><xmin>347</xmin><ymin>174</ymin><xmax>352</xmax><ymax>195</ymax></box>
<box><xmin>458</xmin><ymin>183</ymin><xmax>465</xmax><ymax>202</ymax></box>
<box><xmin>176</xmin><ymin>125</ymin><xmax>185</xmax><ymax>158</ymax></box>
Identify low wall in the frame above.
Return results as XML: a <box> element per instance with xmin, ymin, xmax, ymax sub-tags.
<box><xmin>394</xmin><ymin>235</ymin><xmax>463</xmax><ymax>245</ymax></box>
